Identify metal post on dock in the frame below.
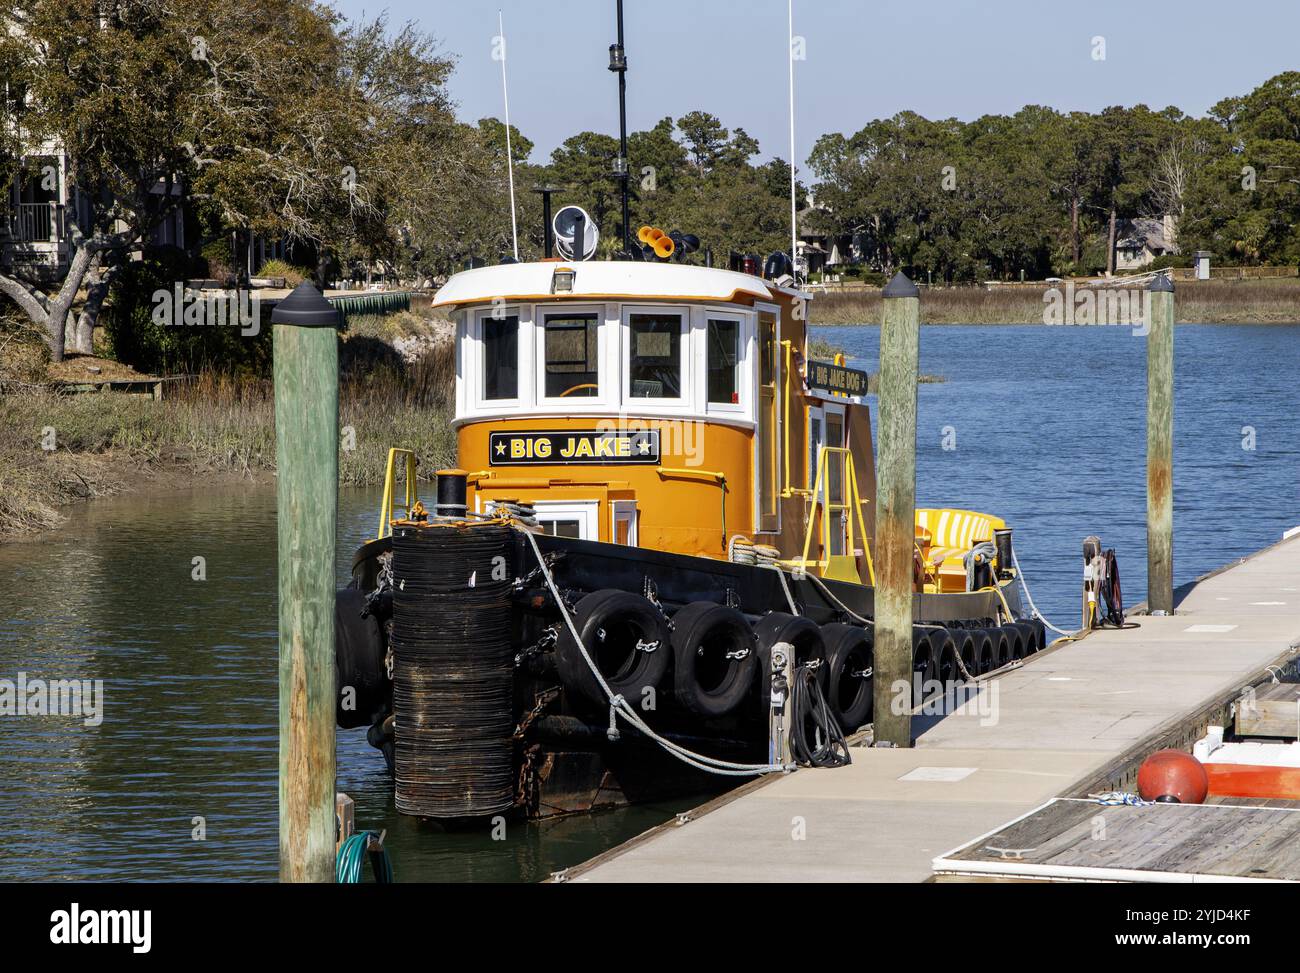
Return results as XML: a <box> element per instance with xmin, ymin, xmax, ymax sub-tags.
<box><xmin>272</xmin><ymin>282</ymin><xmax>341</xmax><ymax>882</ymax></box>
<box><xmin>873</xmin><ymin>272</ymin><xmax>920</xmax><ymax>747</ymax></box>
<box><xmin>1146</xmin><ymin>275</ymin><xmax>1174</xmax><ymax>615</ymax></box>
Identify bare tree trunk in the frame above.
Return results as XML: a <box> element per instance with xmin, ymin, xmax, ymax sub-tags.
<box><xmin>45</xmin><ymin>240</ymin><xmax>101</xmax><ymax>361</ymax></box>
<box><xmin>73</xmin><ymin>261</ymin><xmax>112</xmax><ymax>355</ymax></box>
<box><xmin>1105</xmin><ymin>202</ymin><xmax>1118</xmax><ymax>277</ymax></box>
<box><xmin>0</xmin><ymin>232</ymin><xmax>129</xmax><ymax>361</ymax></box>
<box><xmin>0</xmin><ymin>275</ymin><xmax>52</xmax><ymax>349</ymax></box>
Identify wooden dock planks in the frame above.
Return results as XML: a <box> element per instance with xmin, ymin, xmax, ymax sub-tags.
<box><xmin>934</xmin><ymin>798</ymin><xmax>1300</xmax><ymax>882</ymax></box>
<box><xmin>1236</xmin><ymin>682</ymin><xmax>1300</xmax><ymax>739</ymax></box>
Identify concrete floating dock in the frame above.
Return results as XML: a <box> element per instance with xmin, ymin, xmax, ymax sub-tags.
<box><xmin>564</xmin><ymin>536</ymin><xmax>1300</xmax><ymax>883</ymax></box>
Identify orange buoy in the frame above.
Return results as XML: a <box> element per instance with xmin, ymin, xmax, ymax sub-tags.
<box><xmin>1136</xmin><ymin>749</ymin><xmax>1209</xmax><ymax>804</ymax></box>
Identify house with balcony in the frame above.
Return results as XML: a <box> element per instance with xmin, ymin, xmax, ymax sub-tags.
<box><xmin>1</xmin><ymin>143</ymin><xmax>187</xmax><ymax>281</ymax></box>
<box><xmin>1</xmin><ymin>145</ymin><xmax>83</xmax><ymax>280</ymax></box>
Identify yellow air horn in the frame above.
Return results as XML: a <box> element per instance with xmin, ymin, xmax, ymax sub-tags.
<box><xmin>653</xmin><ymin>234</ymin><xmax>675</xmax><ymax>258</ymax></box>
<box><xmin>638</xmin><ymin>225</ymin><xmax>663</xmax><ymax>244</ymax></box>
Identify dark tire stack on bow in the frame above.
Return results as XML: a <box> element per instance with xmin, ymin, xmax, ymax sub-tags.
<box><xmin>389</xmin><ymin>522</ymin><xmax>516</xmax><ymax>819</ymax></box>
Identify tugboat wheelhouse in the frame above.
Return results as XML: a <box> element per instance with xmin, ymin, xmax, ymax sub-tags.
<box><xmin>447</xmin><ymin>261</ymin><xmax>821</xmax><ymax>562</ymax></box>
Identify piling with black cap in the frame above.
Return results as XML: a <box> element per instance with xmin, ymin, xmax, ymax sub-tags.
<box><xmin>873</xmin><ymin>271</ymin><xmax>919</xmax><ymax>748</ymax></box>
<box><xmin>994</xmin><ymin>528</ymin><xmax>1014</xmax><ymax>581</ymax></box>
<box><xmin>272</xmin><ymin>281</ymin><xmax>340</xmax><ymax>882</ymax></box>
<box><xmin>1146</xmin><ymin>274</ymin><xmax>1175</xmax><ymax>614</ymax></box>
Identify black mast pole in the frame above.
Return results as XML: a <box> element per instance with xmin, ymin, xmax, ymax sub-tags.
<box><xmin>532</xmin><ymin>186</ymin><xmax>560</xmax><ymax>258</ymax></box>
<box><xmin>610</xmin><ymin>0</ymin><xmax>631</xmax><ymax>257</ymax></box>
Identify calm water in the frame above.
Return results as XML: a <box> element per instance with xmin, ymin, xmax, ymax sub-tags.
<box><xmin>813</xmin><ymin>323</ymin><xmax>1300</xmax><ymax>624</ymax></box>
<box><xmin>1</xmin><ymin>323</ymin><xmax>1297</xmax><ymax>881</ymax></box>
<box><xmin>0</xmin><ymin>485</ymin><xmax>696</xmax><ymax>882</ymax></box>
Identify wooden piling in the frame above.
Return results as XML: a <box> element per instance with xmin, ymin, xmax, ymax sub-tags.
<box><xmin>1146</xmin><ymin>275</ymin><xmax>1174</xmax><ymax>615</ymax></box>
<box><xmin>873</xmin><ymin>272</ymin><xmax>920</xmax><ymax>747</ymax></box>
<box><xmin>272</xmin><ymin>282</ymin><xmax>340</xmax><ymax>882</ymax></box>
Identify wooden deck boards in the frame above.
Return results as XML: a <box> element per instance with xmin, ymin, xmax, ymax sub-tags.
<box><xmin>935</xmin><ymin>798</ymin><xmax>1300</xmax><ymax>882</ymax></box>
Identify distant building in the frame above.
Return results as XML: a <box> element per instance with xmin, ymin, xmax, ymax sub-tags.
<box><xmin>1115</xmin><ymin>214</ymin><xmax>1179</xmax><ymax>271</ymax></box>
<box><xmin>796</xmin><ymin>197</ymin><xmax>861</xmax><ymax>278</ymax></box>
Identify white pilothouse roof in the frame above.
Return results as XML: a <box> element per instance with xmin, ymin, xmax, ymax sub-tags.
<box><xmin>432</xmin><ymin>260</ymin><xmax>809</xmax><ymax>309</ymax></box>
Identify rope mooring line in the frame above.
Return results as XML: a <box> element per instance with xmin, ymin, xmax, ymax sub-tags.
<box><xmin>516</xmin><ymin>523</ymin><xmax>786</xmax><ymax>777</ymax></box>
<box><xmin>1011</xmin><ymin>548</ymin><xmax>1078</xmax><ymax>638</ymax></box>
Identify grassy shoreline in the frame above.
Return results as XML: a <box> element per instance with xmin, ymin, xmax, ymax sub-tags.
<box><xmin>0</xmin><ymin>387</ymin><xmax>457</xmax><ymax>538</ymax></box>
<box><xmin>808</xmin><ymin>277</ymin><xmax>1300</xmax><ymax>325</ymax></box>
<box><xmin>0</xmin><ymin>310</ymin><xmax>457</xmax><ymax>539</ymax></box>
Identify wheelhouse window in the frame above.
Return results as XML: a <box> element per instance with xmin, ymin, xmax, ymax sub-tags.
<box><xmin>533</xmin><ymin>501</ymin><xmax>598</xmax><ymax>540</ymax></box>
<box><xmin>706</xmin><ymin>317</ymin><xmax>740</xmax><ymax>405</ymax></box>
<box><xmin>540</xmin><ymin>518</ymin><xmax>582</xmax><ymax>539</ymax></box>
<box><xmin>826</xmin><ymin>410</ymin><xmax>845</xmax><ymax>505</ymax></box>
<box><xmin>628</xmin><ymin>312</ymin><xmax>682</xmax><ymax>399</ymax></box>
<box><xmin>543</xmin><ymin>312</ymin><xmax>599</xmax><ymax>398</ymax></box>
<box><xmin>481</xmin><ymin>313</ymin><xmax>518</xmax><ymax>400</ymax></box>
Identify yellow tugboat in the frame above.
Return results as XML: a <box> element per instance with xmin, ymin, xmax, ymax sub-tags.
<box><xmin>333</xmin><ymin>2</ymin><xmax>1041</xmax><ymax>821</ymax></box>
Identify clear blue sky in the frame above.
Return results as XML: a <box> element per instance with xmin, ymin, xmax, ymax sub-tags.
<box><xmin>333</xmin><ymin>0</ymin><xmax>1299</xmax><ymax>167</ymax></box>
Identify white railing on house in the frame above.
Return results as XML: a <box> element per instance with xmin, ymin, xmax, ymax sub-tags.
<box><xmin>10</xmin><ymin>202</ymin><xmax>59</xmax><ymax>242</ymax></box>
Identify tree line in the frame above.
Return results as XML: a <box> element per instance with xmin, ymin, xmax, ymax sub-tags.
<box><xmin>805</xmin><ymin>78</ymin><xmax>1300</xmax><ymax>282</ymax></box>
<box><xmin>532</xmin><ymin>74</ymin><xmax>1300</xmax><ymax>283</ymax></box>
<box><xmin>2</xmin><ymin>1</ymin><xmax>1296</xmax><ymax>363</ymax></box>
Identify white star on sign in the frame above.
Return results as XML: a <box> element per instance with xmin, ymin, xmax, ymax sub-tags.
<box><xmin>636</xmin><ymin>439</ymin><xmax>650</xmax><ymax>454</ymax></box>
<box><xmin>495</xmin><ymin>441</ymin><xmax>506</xmax><ymax>455</ymax></box>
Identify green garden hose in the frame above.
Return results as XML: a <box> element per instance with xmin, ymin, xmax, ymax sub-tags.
<box><xmin>336</xmin><ymin>831</ymin><xmax>394</xmax><ymax>884</ymax></box>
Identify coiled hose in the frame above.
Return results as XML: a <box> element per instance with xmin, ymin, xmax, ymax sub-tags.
<box><xmin>336</xmin><ymin>831</ymin><xmax>394</xmax><ymax>884</ymax></box>
<box><xmin>789</xmin><ymin>665</ymin><xmax>851</xmax><ymax>768</ymax></box>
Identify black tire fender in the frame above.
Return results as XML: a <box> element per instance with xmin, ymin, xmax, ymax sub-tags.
<box><xmin>1024</xmin><ymin>618</ymin><xmax>1047</xmax><ymax>653</ymax></box>
<box><xmin>932</xmin><ymin>628</ymin><xmax>960</xmax><ymax>685</ymax></box>
<box><xmin>954</xmin><ymin>630</ymin><xmax>978</xmax><ymax>681</ymax></box>
<box><xmin>988</xmin><ymin>626</ymin><xmax>1011</xmax><ymax>668</ymax></box>
<box><xmin>555</xmin><ymin>589</ymin><xmax>671</xmax><ymax>710</ymax></box>
<box><xmin>911</xmin><ymin>628</ymin><xmax>939</xmax><ymax>704</ymax></box>
<box><xmin>753</xmin><ymin>611</ymin><xmax>827</xmax><ymax>709</ymax></box>
<box><xmin>971</xmin><ymin>629</ymin><xmax>997</xmax><ymax>675</ymax></box>
<box><xmin>335</xmin><ymin>586</ymin><xmax>387</xmax><ymax>729</ymax></box>
<box><xmin>820</xmin><ymin>623</ymin><xmax>873</xmax><ymax>734</ymax></box>
<box><xmin>1004</xmin><ymin>623</ymin><xmax>1027</xmax><ymax>661</ymax></box>
<box><xmin>1011</xmin><ymin>621</ymin><xmax>1038</xmax><ymax>656</ymax></box>
<box><xmin>670</xmin><ymin>602</ymin><xmax>757</xmax><ymax>719</ymax></box>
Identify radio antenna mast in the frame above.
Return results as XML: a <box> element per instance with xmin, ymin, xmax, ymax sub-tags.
<box><xmin>787</xmin><ymin>0</ymin><xmax>798</xmax><ymax>281</ymax></box>
<box><xmin>499</xmin><ymin>9</ymin><xmax>519</xmax><ymax>260</ymax></box>
<box><xmin>610</xmin><ymin>0</ymin><xmax>631</xmax><ymax>257</ymax></box>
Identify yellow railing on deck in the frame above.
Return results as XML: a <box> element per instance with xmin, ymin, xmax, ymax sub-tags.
<box><xmin>783</xmin><ymin>445</ymin><xmax>874</xmax><ymax>585</ymax></box>
<box><xmin>375</xmin><ymin>447</ymin><xmax>420</xmax><ymax>540</ymax></box>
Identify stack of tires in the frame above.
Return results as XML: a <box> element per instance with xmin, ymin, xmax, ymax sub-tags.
<box><xmin>389</xmin><ymin>522</ymin><xmax>516</xmax><ymax>819</ymax></box>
